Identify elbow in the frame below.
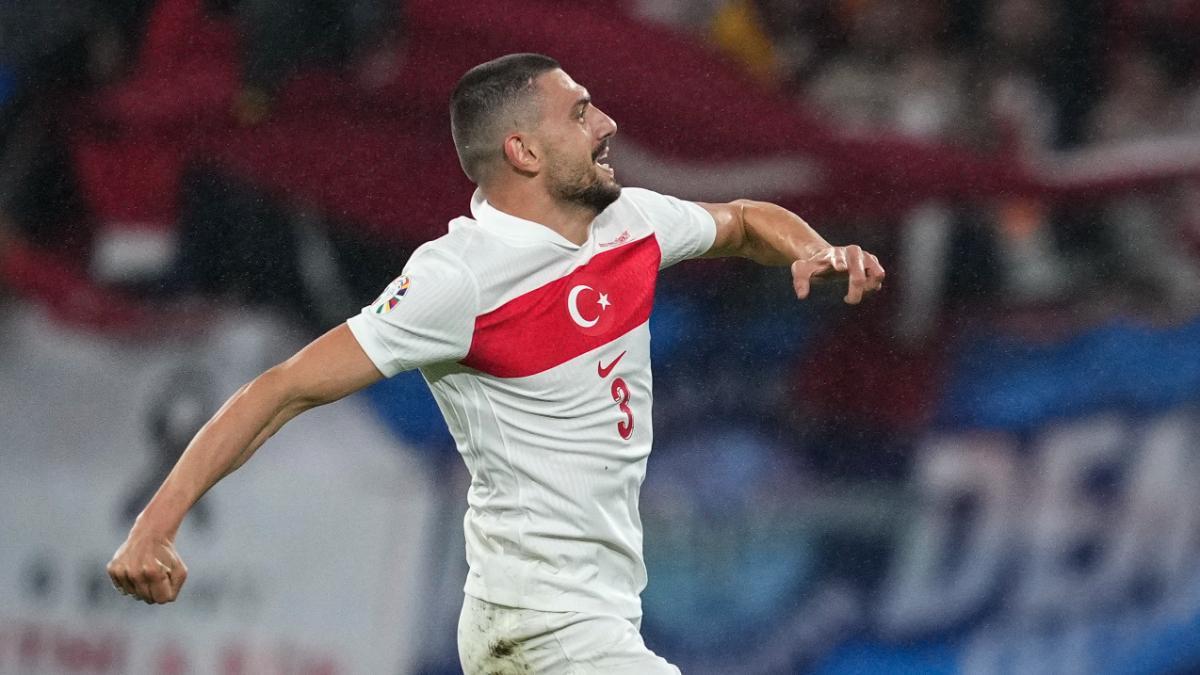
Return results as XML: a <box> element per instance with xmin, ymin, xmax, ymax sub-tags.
<box><xmin>716</xmin><ymin>200</ymin><xmax>757</xmax><ymax>257</ymax></box>
<box><xmin>732</xmin><ymin>199</ymin><xmax>776</xmax><ymax>238</ymax></box>
<box><xmin>731</xmin><ymin>198</ymin><xmax>767</xmax><ymax>214</ymax></box>
<box><xmin>729</xmin><ymin>199</ymin><xmax>772</xmax><ymax>258</ymax></box>
<box><xmin>729</xmin><ymin>199</ymin><xmax>757</xmax><ymax>230</ymax></box>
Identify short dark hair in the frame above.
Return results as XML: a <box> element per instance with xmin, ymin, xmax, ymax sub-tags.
<box><xmin>450</xmin><ymin>53</ymin><xmax>561</xmax><ymax>184</ymax></box>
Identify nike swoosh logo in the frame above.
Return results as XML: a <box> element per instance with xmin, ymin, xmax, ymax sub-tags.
<box><xmin>597</xmin><ymin>351</ymin><xmax>627</xmax><ymax>378</ymax></box>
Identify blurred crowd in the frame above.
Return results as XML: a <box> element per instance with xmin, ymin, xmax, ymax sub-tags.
<box><xmin>638</xmin><ymin>0</ymin><xmax>1200</xmax><ymax>147</ymax></box>
<box><xmin>0</xmin><ymin>0</ymin><xmax>409</xmax><ymax>330</ymax></box>
<box><xmin>638</xmin><ymin>0</ymin><xmax>1200</xmax><ymax>315</ymax></box>
<box><xmin>2</xmin><ymin>0</ymin><xmax>1199</xmax><ymax>472</ymax></box>
<box><xmin>0</xmin><ymin>0</ymin><xmax>403</xmax><ymax>109</ymax></box>
<box><xmin>3</xmin><ymin>0</ymin><xmax>1200</xmax><ymax>338</ymax></box>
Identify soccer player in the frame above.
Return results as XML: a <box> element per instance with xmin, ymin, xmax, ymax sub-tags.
<box><xmin>108</xmin><ymin>53</ymin><xmax>884</xmax><ymax>673</ymax></box>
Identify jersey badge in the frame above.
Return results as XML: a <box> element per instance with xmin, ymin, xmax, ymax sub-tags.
<box><xmin>373</xmin><ymin>275</ymin><xmax>410</xmax><ymax>314</ymax></box>
<box><xmin>567</xmin><ymin>280</ymin><xmax>615</xmax><ymax>335</ymax></box>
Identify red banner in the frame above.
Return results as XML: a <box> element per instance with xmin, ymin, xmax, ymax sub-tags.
<box><xmin>68</xmin><ymin>0</ymin><xmax>1200</xmax><ymax>248</ymax></box>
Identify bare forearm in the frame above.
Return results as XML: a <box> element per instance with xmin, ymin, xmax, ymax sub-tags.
<box><xmin>735</xmin><ymin>200</ymin><xmax>831</xmax><ymax>266</ymax></box>
<box><xmin>108</xmin><ymin>324</ymin><xmax>383</xmax><ymax>605</ymax></box>
<box><xmin>700</xmin><ymin>198</ymin><xmax>882</xmax><ymax>301</ymax></box>
<box><xmin>128</xmin><ymin>325</ymin><xmax>382</xmax><ymax>540</ymax></box>
<box><xmin>135</xmin><ymin>369</ymin><xmax>310</xmax><ymax>537</ymax></box>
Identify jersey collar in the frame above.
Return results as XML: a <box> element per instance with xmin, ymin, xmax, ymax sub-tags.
<box><xmin>470</xmin><ymin>190</ymin><xmax>586</xmax><ymax>250</ymax></box>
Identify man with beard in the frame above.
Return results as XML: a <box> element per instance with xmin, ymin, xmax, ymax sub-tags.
<box><xmin>108</xmin><ymin>53</ymin><xmax>884</xmax><ymax>673</ymax></box>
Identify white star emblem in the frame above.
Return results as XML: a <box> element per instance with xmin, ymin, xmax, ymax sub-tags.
<box><xmin>597</xmin><ymin>293</ymin><xmax>612</xmax><ymax>310</ymax></box>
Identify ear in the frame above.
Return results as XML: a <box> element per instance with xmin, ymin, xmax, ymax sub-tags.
<box><xmin>502</xmin><ymin>133</ymin><xmax>541</xmax><ymax>175</ymax></box>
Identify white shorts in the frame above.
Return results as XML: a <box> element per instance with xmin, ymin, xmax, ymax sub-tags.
<box><xmin>457</xmin><ymin>594</ymin><xmax>681</xmax><ymax>674</ymax></box>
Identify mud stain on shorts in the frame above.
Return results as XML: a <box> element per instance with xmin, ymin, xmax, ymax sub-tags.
<box><xmin>479</xmin><ymin>636</ymin><xmax>529</xmax><ymax>674</ymax></box>
<box><xmin>489</xmin><ymin>638</ymin><xmax>517</xmax><ymax>658</ymax></box>
<box><xmin>463</xmin><ymin>600</ymin><xmax>532</xmax><ymax>675</ymax></box>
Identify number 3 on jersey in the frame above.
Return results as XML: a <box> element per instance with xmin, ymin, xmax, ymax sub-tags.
<box><xmin>611</xmin><ymin>377</ymin><xmax>633</xmax><ymax>440</ymax></box>
<box><xmin>597</xmin><ymin>351</ymin><xmax>633</xmax><ymax>440</ymax></box>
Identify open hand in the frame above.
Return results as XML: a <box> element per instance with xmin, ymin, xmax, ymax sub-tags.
<box><xmin>107</xmin><ymin>529</ymin><xmax>188</xmax><ymax>604</ymax></box>
<box><xmin>791</xmin><ymin>245</ymin><xmax>885</xmax><ymax>304</ymax></box>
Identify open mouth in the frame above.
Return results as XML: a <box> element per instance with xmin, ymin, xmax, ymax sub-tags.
<box><xmin>594</xmin><ymin>143</ymin><xmax>613</xmax><ymax>175</ymax></box>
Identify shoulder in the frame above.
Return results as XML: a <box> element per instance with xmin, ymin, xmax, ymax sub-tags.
<box><xmin>614</xmin><ymin>186</ymin><xmax>671</xmax><ymax>212</ymax></box>
<box><xmin>613</xmin><ymin>187</ymin><xmax>704</xmax><ymax>220</ymax></box>
<box><xmin>402</xmin><ymin>224</ymin><xmax>481</xmax><ymax>300</ymax></box>
<box><xmin>410</xmin><ymin>219</ymin><xmax>482</xmax><ymax>272</ymax></box>
<box><xmin>412</xmin><ymin>217</ymin><xmax>478</xmax><ymax>260</ymax></box>
<box><xmin>607</xmin><ymin>187</ymin><xmax>714</xmax><ymax>234</ymax></box>
<box><xmin>612</xmin><ymin>189</ymin><xmax>717</xmax><ymax>269</ymax></box>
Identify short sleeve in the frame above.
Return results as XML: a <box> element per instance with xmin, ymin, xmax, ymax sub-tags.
<box><xmin>621</xmin><ymin>187</ymin><xmax>717</xmax><ymax>269</ymax></box>
<box><xmin>346</xmin><ymin>248</ymin><xmax>478</xmax><ymax>377</ymax></box>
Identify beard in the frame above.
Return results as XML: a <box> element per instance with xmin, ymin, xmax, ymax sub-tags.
<box><xmin>547</xmin><ymin>149</ymin><xmax>622</xmax><ymax>215</ymax></box>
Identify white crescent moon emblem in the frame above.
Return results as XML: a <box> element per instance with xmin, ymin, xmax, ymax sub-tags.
<box><xmin>567</xmin><ymin>284</ymin><xmax>599</xmax><ymax>328</ymax></box>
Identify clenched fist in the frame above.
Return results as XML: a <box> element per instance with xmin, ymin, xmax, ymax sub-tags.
<box><xmin>107</xmin><ymin>529</ymin><xmax>188</xmax><ymax>604</ymax></box>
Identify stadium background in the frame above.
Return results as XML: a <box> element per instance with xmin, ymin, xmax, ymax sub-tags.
<box><xmin>3</xmin><ymin>0</ymin><xmax>1200</xmax><ymax>673</ymax></box>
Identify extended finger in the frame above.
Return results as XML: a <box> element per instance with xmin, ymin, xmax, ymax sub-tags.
<box><xmin>792</xmin><ymin>260</ymin><xmax>816</xmax><ymax>299</ymax></box>
<box><xmin>793</xmin><ymin>249</ymin><xmax>838</xmax><ymax>299</ymax></box>
<box><xmin>845</xmin><ymin>246</ymin><xmax>866</xmax><ymax>304</ymax></box>
<box><xmin>831</xmin><ymin>247</ymin><xmax>848</xmax><ymax>273</ymax></box>
<box><xmin>865</xmin><ymin>253</ymin><xmax>885</xmax><ymax>291</ymax></box>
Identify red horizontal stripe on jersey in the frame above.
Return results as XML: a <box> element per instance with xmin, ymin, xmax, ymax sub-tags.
<box><xmin>462</xmin><ymin>235</ymin><xmax>661</xmax><ymax>378</ymax></box>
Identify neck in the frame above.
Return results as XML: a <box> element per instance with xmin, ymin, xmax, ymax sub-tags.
<box><xmin>482</xmin><ymin>182</ymin><xmax>595</xmax><ymax>246</ymax></box>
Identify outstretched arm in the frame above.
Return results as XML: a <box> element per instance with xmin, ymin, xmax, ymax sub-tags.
<box><xmin>698</xmin><ymin>200</ymin><xmax>885</xmax><ymax>304</ymax></box>
<box><xmin>107</xmin><ymin>323</ymin><xmax>384</xmax><ymax>604</ymax></box>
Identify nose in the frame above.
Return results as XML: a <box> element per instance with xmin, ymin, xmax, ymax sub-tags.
<box><xmin>596</xmin><ymin>107</ymin><xmax>617</xmax><ymax>140</ymax></box>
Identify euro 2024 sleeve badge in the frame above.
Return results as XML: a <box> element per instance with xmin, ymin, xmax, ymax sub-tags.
<box><xmin>372</xmin><ymin>275</ymin><xmax>410</xmax><ymax>314</ymax></box>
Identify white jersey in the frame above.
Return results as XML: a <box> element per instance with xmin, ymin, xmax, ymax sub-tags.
<box><xmin>347</xmin><ymin>187</ymin><xmax>716</xmax><ymax>620</ymax></box>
